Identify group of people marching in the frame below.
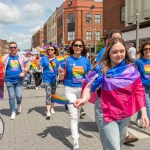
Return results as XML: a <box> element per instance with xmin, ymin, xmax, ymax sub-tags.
<box><xmin>2</xmin><ymin>29</ymin><xmax>150</xmax><ymax>150</ymax></box>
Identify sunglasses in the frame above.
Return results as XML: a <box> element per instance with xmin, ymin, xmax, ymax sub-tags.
<box><xmin>144</xmin><ymin>48</ymin><xmax>150</xmax><ymax>52</ymax></box>
<box><xmin>73</xmin><ymin>44</ymin><xmax>83</xmax><ymax>48</ymax></box>
<box><xmin>47</xmin><ymin>48</ymin><xmax>54</xmax><ymax>51</ymax></box>
<box><xmin>10</xmin><ymin>47</ymin><xmax>17</xmax><ymax>49</ymax></box>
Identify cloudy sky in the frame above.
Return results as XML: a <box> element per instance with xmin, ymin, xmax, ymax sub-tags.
<box><xmin>0</xmin><ymin>0</ymin><xmax>64</xmax><ymax>50</ymax></box>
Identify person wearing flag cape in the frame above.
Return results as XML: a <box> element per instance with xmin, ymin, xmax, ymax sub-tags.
<box><xmin>74</xmin><ymin>38</ymin><xmax>149</xmax><ymax>150</ymax></box>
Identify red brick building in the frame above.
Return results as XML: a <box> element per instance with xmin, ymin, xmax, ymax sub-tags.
<box><xmin>32</xmin><ymin>29</ymin><xmax>44</xmax><ymax>48</ymax></box>
<box><xmin>0</xmin><ymin>39</ymin><xmax>9</xmax><ymax>55</ymax></box>
<box><xmin>57</xmin><ymin>0</ymin><xmax>103</xmax><ymax>51</ymax></box>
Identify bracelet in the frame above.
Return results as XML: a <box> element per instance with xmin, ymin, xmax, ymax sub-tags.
<box><xmin>23</xmin><ymin>70</ymin><xmax>27</xmax><ymax>73</ymax></box>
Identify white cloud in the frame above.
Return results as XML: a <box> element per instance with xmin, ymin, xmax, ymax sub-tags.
<box><xmin>29</xmin><ymin>25</ymin><xmax>43</xmax><ymax>34</ymax></box>
<box><xmin>0</xmin><ymin>2</ymin><xmax>20</xmax><ymax>24</ymax></box>
<box><xmin>7</xmin><ymin>33</ymin><xmax>32</xmax><ymax>50</ymax></box>
<box><xmin>23</xmin><ymin>3</ymin><xmax>44</xmax><ymax>20</ymax></box>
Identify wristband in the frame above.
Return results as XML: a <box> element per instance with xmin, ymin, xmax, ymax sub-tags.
<box><xmin>23</xmin><ymin>70</ymin><xmax>27</xmax><ymax>73</ymax></box>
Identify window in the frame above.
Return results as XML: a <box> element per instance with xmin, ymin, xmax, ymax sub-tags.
<box><xmin>68</xmin><ymin>31</ymin><xmax>75</xmax><ymax>40</ymax></box>
<box><xmin>96</xmin><ymin>32</ymin><xmax>101</xmax><ymax>40</ymax></box>
<box><xmin>86</xmin><ymin>31</ymin><xmax>92</xmax><ymax>40</ymax></box>
<box><xmin>67</xmin><ymin>14</ymin><xmax>75</xmax><ymax>23</ymax></box>
<box><xmin>86</xmin><ymin>14</ymin><xmax>92</xmax><ymax>23</ymax></box>
<box><xmin>95</xmin><ymin>14</ymin><xmax>101</xmax><ymax>23</ymax></box>
<box><xmin>121</xmin><ymin>6</ymin><xmax>125</xmax><ymax>22</ymax></box>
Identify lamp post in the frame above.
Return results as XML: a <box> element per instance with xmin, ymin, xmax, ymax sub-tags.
<box><xmin>136</xmin><ymin>10</ymin><xmax>139</xmax><ymax>52</ymax></box>
<box><xmin>94</xmin><ymin>26</ymin><xmax>97</xmax><ymax>54</ymax></box>
<box><xmin>89</xmin><ymin>5</ymin><xmax>95</xmax><ymax>59</ymax></box>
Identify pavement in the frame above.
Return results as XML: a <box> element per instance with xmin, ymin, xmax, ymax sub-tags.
<box><xmin>0</xmin><ymin>83</ymin><xmax>150</xmax><ymax>150</ymax></box>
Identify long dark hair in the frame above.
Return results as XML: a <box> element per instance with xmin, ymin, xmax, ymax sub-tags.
<box><xmin>68</xmin><ymin>39</ymin><xmax>87</xmax><ymax>57</ymax></box>
<box><xmin>93</xmin><ymin>37</ymin><xmax>133</xmax><ymax>73</ymax></box>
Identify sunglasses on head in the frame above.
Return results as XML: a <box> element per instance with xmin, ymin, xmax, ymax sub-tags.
<box><xmin>73</xmin><ymin>44</ymin><xmax>83</xmax><ymax>48</ymax></box>
<box><xmin>10</xmin><ymin>47</ymin><xmax>17</xmax><ymax>49</ymax></box>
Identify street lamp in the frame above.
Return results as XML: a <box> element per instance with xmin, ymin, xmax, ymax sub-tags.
<box><xmin>89</xmin><ymin>5</ymin><xmax>95</xmax><ymax>59</ymax></box>
<box><xmin>136</xmin><ymin>10</ymin><xmax>139</xmax><ymax>52</ymax></box>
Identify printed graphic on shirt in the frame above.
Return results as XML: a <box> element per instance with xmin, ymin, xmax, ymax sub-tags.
<box><xmin>10</xmin><ymin>60</ymin><xmax>19</xmax><ymax>71</ymax></box>
<box><xmin>73</xmin><ymin>66</ymin><xmax>85</xmax><ymax>83</ymax></box>
<box><xmin>49</xmin><ymin>61</ymin><xmax>56</xmax><ymax>72</ymax></box>
<box><xmin>144</xmin><ymin>64</ymin><xmax>150</xmax><ymax>78</ymax></box>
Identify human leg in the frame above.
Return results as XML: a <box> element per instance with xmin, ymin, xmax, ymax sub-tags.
<box><xmin>95</xmin><ymin>98</ymin><xmax>129</xmax><ymax>150</ymax></box>
<box><xmin>44</xmin><ymin>83</ymin><xmax>52</xmax><ymax>119</ymax></box>
<box><xmin>65</xmin><ymin>86</ymin><xmax>80</xmax><ymax>149</ymax></box>
<box><xmin>5</xmin><ymin>82</ymin><xmax>16</xmax><ymax>119</ymax></box>
<box><xmin>15</xmin><ymin>79</ymin><xmax>23</xmax><ymax>113</ymax></box>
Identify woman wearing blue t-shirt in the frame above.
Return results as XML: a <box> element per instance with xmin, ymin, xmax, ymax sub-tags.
<box><xmin>135</xmin><ymin>42</ymin><xmax>150</xmax><ymax>127</ymax></box>
<box><xmin>40</xmin><ymin>46</ymin><xmax>59</xmax><ymax>119</ymax></box>
<box><xmin>64</xmin><ymin>39</ymin><xmax>91</xmax><ymax>150</ymax></box>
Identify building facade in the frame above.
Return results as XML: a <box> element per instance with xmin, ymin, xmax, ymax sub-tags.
<box><xmin>47</xmin><ymin>11</ymin><xmax>57</xmax><ymax>45</ymax></box>
<box><xmin>103</xmin><ymin>0</ymin><xmax>150</xmax><ymax>48</ymax></box>
<box><xmin>32</xmin><ymin>28</ymin><xmax>44</xmax><ymax>48</ymax></box>
<box><xmin>0</xmin><ymin>39</ymin><xmax>9</xmax><ymax>55</ymax></box>
<box><xmin>57</xmin><ymin>0</ymin><xmax>103</xmax><ymax>52</ymax></box>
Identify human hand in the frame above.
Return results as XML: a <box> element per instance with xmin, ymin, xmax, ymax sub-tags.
<box><xmin>73</xmin><ymin>99</ymin><xmax>87</xmax><ymax>109</ymax></box>
<box><xmin>141</xmin><ymin>114</ymin><xmax>149</xmax><ymax>129</ymax></box>
<box><xmin>19</xmin><ymin>72</ymin><xmax>26</xmax><ymax>77</ymax></box>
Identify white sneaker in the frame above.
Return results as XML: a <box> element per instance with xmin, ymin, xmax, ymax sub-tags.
<box><xmin>36</xmin><ymin>87</ymin><xmax>38</xmax><ymax>90</ymax></box>
<box><xmin>51</xmin><ymin>108</ymin><xmax>55</xmax><ymax>114</ymax></box>
<box><xmin>38</xmin><ymin>86</ymin><xmax>41</xmax><ymax>90</ymax></box>
<box><xmin>73</xmin><ymin>140</ymin><xmax>79</xmax><ymax>150</ymax></box>
<box><xmin>46</xmin><ymin>112</ymin><xmax>51</xmax><ymax>120</ymax></box>
<box><xmin>10</xmin><ymin>112</ymin><xmax>16</xmax><ymax>120</ymax></box>
<box><xmin>27</xmin><ymin>85</ymin><xmax>30</xmax><ymax>88</ymax></box>
<box><xmin>17</xmin><ymin>104</ymin><xmax>22</xmax><ymax>113</ymax></box>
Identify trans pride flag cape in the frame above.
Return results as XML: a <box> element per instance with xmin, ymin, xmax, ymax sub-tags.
<box><xmin>83</xmin><ymin>61</ymin><xmax>146</xmax><ymax>123</ymax></box>
<box><xmin>0</xmin><ymin>55</ymin><xmax>4</xmax><ymax>100</ymax></box>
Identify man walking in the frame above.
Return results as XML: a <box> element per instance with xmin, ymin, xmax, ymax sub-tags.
<box><xmin>2</xmin><ymin>42</ymin><xmax>29</xmax><ymax>120</ymax></box>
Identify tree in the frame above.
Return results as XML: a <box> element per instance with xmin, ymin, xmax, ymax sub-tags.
<box><xmin>96</xmin><ymin>36</ymin><xmax>104</xmax><ymax>54</ymax></box>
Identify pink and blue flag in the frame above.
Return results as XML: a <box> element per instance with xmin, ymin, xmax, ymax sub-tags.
<box><xmin>82</xmin><ymin>61</ymin><xmax>146</xmax><ymax>123</ymax></box>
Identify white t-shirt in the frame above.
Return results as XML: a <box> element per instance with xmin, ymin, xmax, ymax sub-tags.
<box><xmin>128</xmin><ymin>47</ymin><xmax>136</xmax><ymax>60</ymax></box>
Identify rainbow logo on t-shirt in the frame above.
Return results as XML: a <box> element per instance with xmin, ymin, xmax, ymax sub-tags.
<box><xmin>73</xmin><ymin>66</ymin><xmax>85</xmax><ymax>83</ymax></box>
<box><xmin>10</xmin><ymin>60</ymin><xmax>19</xmax><ymax>71</ymax></box>
<box><xmin>144</xmin><ymin>64</ymin><xmax>150</xmax><ymax>78</ymax></box>
<box><xmin>49</xmin><ymin>62</ymin><xmax>56</xmax><ymax>72</ymax></box>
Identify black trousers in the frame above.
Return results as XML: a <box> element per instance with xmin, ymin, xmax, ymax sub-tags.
<box><xmin>33</xmin><ymin>72</ymin><xmax>42</xmax><ymax>87</ymax></box>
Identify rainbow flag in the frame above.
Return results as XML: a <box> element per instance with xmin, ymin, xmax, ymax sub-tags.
<box><xmin>82</xmin><ymin>61</ymin><xmax>146</xmax><ymax>123</ymax></box>
<box><xmin>36</xmin><ymin>47</ymin><xmax>46</xmax><ymax>57</ymax></box>
<box><xmin>56</xmin><ymin>56</ymin><xmax>66</xmax><ymax>64</ymax></box>
<box><xmin>0</xmin><ymin>55</ymin><xmax>4</xmax><ymax>100</ymax></box>
<box><xmin>51</xmin><ymin>94</ymin><xmax>72</xmax><ymax>105</ymax></box>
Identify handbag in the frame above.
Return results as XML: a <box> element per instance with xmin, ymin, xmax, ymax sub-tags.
<box><xmin>58</xmin><ymin>58</ymin><xmax>68</xmax><ymax>81</ymax></box>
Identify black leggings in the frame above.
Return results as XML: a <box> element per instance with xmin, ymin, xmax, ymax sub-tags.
<box><xmin>33</xmin><ymin>72</ymin><xmax>42</xmax><ymax>87</ymax></box>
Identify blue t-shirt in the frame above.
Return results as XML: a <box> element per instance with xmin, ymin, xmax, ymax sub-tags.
<box><xmin>135</xmin><ymin>57</ymin><xmax>150</xmax><ymax>85</ymax></box>
<box><xmin>95</xmin><ymin>47</ymin><xmax>106</xmax><ymax>62</ymax></box>
<box><xmin>5</xmin><ymin>55</ymin><xmax>22</xmax><ymax>83</ymax></box>
<box><xmin>40</xmin><ymin>56</ymin><xmax>59</xmax><ymax>83</ymax></box>
<box><xmin>64</xmin><ymin>56</ymin><xmax>91</xmax><ymax>87</ymax></box>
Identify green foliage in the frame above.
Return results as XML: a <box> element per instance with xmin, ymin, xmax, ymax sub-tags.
<box><xmin>97</xmin><ymin>37</ymin><xmax>104</xmax><ymax>54</ymax></box>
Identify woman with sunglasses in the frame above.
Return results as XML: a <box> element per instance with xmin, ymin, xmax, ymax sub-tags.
<box><xmin>63</xmin><ymin>39</ymin><xmax>91</xmax><ymax>150</ymax></box>
<box><xmin>135</xmin><ymin>42</ymin><xmax>150</xmax><ymax>127</ymax></box>
<box><xmin>40</xmin><ymin>46</ymin><xmax>59</xmax><ymax>119</ymax></box>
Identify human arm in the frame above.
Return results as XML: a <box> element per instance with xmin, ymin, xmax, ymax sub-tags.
<box><xmin>19</xmin><ymin>61</ymin><xmax>30</xmax><ymax>77</ymax></box>
<box><xmin>74</xmin><ymin>84</ymin><xmax>92</xmax><ymax>108</ymax></box>
<box><xmin>140</xmin><ymin>107</ymin><xmax>149</xmax><ymax>129</ymax></box>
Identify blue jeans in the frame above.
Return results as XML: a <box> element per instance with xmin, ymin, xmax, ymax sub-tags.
<box><xmin>44</xmin><ymin>82</ymin><xmax>56</xmax><ymax>105</ymax></box>
<box><xmin>137</xmin><ymin>92</ymin><xmax>150</xmax><ymax>120</ymax></box>
<box><xmin>5</xmin><ymin>79</ymin><xmax>23</xmax><ymax>113</ymax></box>
<box><xmin>95</xmin><ymin>98</ymin><xmax>130</xmax><ymax>150</ymax></box>
<box><xmin>26</xmin><ymin>73</ymin><xmax>32</xmax><ymax>86</ymax></box>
